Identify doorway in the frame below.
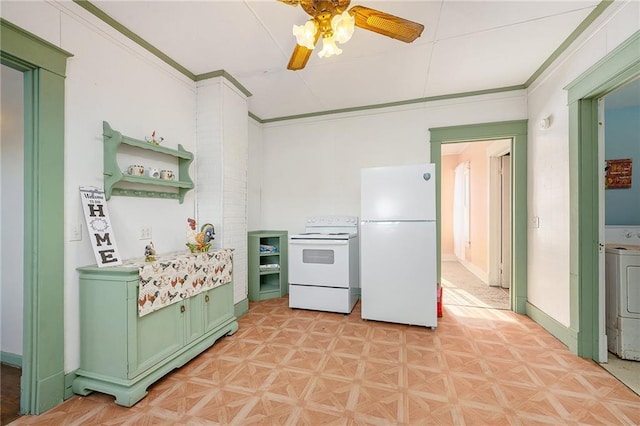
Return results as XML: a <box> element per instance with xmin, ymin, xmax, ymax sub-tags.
<box><xmin>430</xmin><ymin>120</ymin><xmax>528</xmax><ymax>314</ymax></box>
<box><xmin>566</xmin><ymin>31</ymin><xmax>639</xmax><ymax>361</ymax></box>
<box><xmin>0</xmin><ymin>63</ymin><xmax>25</xmax><ymax>425</ymax></box>
<box><xmin>1</xmin><ymin>20</ymin><xmax>71</xmax><ymax>414</ymax></box>
<box><xmin>596</xmin><ymin>78</ymin><xmax>640</xmax><ymax>394</ymax></box>
<box><xmin>439</xmin><ymin>139</ymin><xmax>511</xmax><ymax>310</ymax></box>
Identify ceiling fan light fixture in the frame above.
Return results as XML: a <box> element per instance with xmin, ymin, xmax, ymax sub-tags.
<box><xmin>318</xmin><ymin>34</ymin><xmax>342</xmax><ymax>58</ymax></box>
<box><xmin>281</xmin><ymin>0</ymin><xmax>424</xmax><ymax>70</ymax></box>
<box><xmin>331</xmin><ymin>10</ymin><xmax>355</xmax><ymax>44</ymax></box>
<box><xmin>293</xmin><ymin>20</ymin><xmax>318</xmax><ymax>50</ymax></box>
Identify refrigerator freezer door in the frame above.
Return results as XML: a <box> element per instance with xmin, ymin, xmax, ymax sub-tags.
<box><xmin>361</xmin><ymin>164</ymin><xmax>436</xmax><ymax>222</ymax></box>
<box><xmin>360</xmin><ymin>221</ymin><xmax>437</xmax><ymax>327</ymax></box>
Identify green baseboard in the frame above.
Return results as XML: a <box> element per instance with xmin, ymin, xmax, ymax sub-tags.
<box><xmin>64</xmin><ymin>371</ymin><xmax>78</xmax><ymax>400</ymax></box>
<box><xmin>526</xmin><ymin>302</ymin><xmax>578</xmax><ymax>353</ymax></box>
<box><xmin>1</xmin><ymin>351</ymin><xmax>22</xmax><ymax>368</ymax></box>
<box><xmin>35</xmin><ymin>370</ymin><xmax>65</xmax><ymax>414</ymax></box>
<box><xmin>234</xmin><ymin>297</ymin><xmax>249</xmax><ymax>318</ymax></box>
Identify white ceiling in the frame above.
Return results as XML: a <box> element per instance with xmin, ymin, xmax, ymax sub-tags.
<box><xmin>89</xmin><ymin>0</ymin><xmax>604</xmax><ymax>121</ymax></box>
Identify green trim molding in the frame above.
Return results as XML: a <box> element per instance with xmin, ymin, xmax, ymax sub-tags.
<box><xmin>196</xmin><ymin>70</ymin><xmax>253</xmax><ymax>98</ymax></box>
<box><xmin>72</xmin><ymin>0</ymin><xmax>195</xmax><ymax>80</ymax></box>
<box><xmin>565</xmin><ymin>30</ymin><xmax>640</xmax><ymax>360</ymax></box>
<box><xmin>234</xmin><ymin>297</ymin><xmax>249</xmax><ymax>318</ymax></box>
<box><xmin>70</xmin><ymin>1</ymin><xmax>612</xmax><ymax>124</ymax></box>
<box><xmin>524</xmin><ymin>1</ymin><xmax>614</xmax><ymax>87</ymax></box>
<box><xmin>64</xmin><ymin>372</ymin><xmax>78</xmax><ymax>400</ymax></box>
<box><xmin>526</xmin><ymin>303</ymin><xmax>578</xmax><ymax>352</ymax></box>
<box><xmin>258</xmin><ymin>85</ymin><xmax>526</xmax><ymax>124</ymax></box>
<box><xmin>430</xmin><ymin>120</ymin><xmax>528</xmax><ymax>315</ymax></box>
<box><xmin>1</xmin><ymin>19</ymin><xmax>69</xmax><ymax>415</ymax></box>
<box><xmin>1</xmin><ymin>351</ymin><xmax>23</xmax><ymax>368</ymax></box>
<box><xmin>0</xmin><ymin>18</ymin><xmax>72</xmax><ymax>75</ymax></box>
<box><xmin>72</xmin><ymin>0</ymin><xmax>253</xmax><ymax>100</ymax></box>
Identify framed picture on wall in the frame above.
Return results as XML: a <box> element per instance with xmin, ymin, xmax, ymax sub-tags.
<box><xmin>605</xmin><ymin>158</ymin><xmax>633</xmax><ymax>189</ymax></box>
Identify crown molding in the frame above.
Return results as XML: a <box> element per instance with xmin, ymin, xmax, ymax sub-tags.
<box><xmin>72</xmin><ymin>0</ymin><xmax>612</xmax><ymax>124</ymax></box>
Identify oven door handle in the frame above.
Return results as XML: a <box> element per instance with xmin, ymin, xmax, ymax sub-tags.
<box><xmin>289</xmin><ymin>240</ymin><xmax>349</xmax><ymax>245</ymax></box>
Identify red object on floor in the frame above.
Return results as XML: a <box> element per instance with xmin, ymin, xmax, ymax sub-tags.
<box><xmin>437</xmin><ymin>286</ymin><xmax>443</xmax><ymax>317</ymax></box>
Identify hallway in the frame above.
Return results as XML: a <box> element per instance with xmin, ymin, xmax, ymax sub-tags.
<box><xmin>441</xmin><ymin>260</ymin><xmax>510</xmax><ymax>310</ymax></box>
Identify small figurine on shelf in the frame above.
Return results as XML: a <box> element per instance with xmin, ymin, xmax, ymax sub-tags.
<box><xmin>144</xmin><ymin>241</ymin><xmax>157</xmax><ymax>262</ymax></box>
<box><xmin>185</xmin><ymin>218</ymin><xmax>215</xmax><ymax>253</ymax></box>
<box><xmin>145</xmin><ymin>130</ymin><xmax>164</xmax><ymax>146</ymax></box>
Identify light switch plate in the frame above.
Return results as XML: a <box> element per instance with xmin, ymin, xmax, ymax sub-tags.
<box><xmin>531</xmin><ymin>216</ymin><xmax>540</xmax><ymax>229</ymax></box>
<box><xmin>69</xmin><ymin>223</ymin><xmax>82</xmax><ymax>241</ymax></box>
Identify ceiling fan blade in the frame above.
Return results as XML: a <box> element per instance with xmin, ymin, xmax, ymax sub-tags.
<box><xmin>287</xmin><ymin>30</ymin><xmax>321</xmax><ymax>70</ymax></box>
<box><xmin>278</xmin><ymin>0</ymin><xmax>301</xmax><ymax>6</ymax></box>
<box><xmin>287</xmin><ymin>44</ymin><xmax>314</xmax><ymax>70</ymax></box>
<box><xmin>349</xmin><ymin>5</ymin><xmax>424</xmax><ymax>43</ymax></box>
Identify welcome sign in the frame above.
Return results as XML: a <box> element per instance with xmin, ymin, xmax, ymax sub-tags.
<box><xmin>79</xmin><ymin>186</ymin><xmax>122</xmax><ymax>267</ymax></box>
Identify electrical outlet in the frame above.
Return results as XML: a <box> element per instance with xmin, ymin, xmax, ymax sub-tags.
<box><xmin>139</xmin><ymin>226</ymin><xmax>152</xmax><ymax>240</ymax></box>
<box><xmin>69</xmin><ymin>223</ymin><xmax>82</xmax><ymax>241</ymax></box>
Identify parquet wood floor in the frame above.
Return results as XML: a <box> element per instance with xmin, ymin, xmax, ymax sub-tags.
<box><xmin>1</xmin><ymin>363</ymin><xmax>21</xmax><ymax>425</ymax></box>
<box><xmin>9</xmin><ymin>298</ymin><xmax>640</xmax><ymax>425</ymax></box>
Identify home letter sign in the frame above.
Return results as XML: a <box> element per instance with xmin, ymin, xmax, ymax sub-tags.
<box><xmin>79</xmin><ymin>186</ymin><xmax>122</xmax><ymax>267</ymax></box>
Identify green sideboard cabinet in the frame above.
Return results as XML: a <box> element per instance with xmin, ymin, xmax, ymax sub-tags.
<box><xmin>248</xmin><ymin>231</ymin><xmax>288</xmax><ymax>301</ymax></box>
<box><xmin>72</xmin><ymin>262</ymin><xmax>238</xmax><ymax>407</ymax></box>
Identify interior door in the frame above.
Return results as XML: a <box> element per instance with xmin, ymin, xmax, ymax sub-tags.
<box><xmin>453</xmin><ymin>161</ymin><xmax>470</xmax><ymax>261</ymax></box>
<box><xmin>500</xmin><ymin>155</ymin><xmax>512</xmax><ymax>290</ymax></box>
<box><xmin>598</xmin><ymin>97</ymin><xmax>607</xmax><ymax>363</ymax></box>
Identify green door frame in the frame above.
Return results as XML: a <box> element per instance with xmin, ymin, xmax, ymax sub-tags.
<box><xmin>1</xmin><ymin>19</ymin><xmax>72</xmax><ymax>414</ymax></box>
<box><xmin>565</xmin><ymin>30</ymin><xmax>640</xmax><ymax>360</ymax></box>
<box><xmin>429</xmin><ymin>120</ymin><xmax>528</xmax><ymax>314</ymax></box>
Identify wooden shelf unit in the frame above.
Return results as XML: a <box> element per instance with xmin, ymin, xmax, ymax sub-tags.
<box><xmin>248</xmin><ymin>230</ymin><xmax>288</xmax><ymax>301</ymax></box>
<box><xmin>102</xmin><ymin>121</ymin><xmax>194</xmax><ymax>203</ymax></box>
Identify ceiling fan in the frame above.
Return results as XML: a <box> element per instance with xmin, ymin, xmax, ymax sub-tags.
<box><xmin>279</xmin><ymin>0</ymin><xmax>424</xmax><ymax>70</ymax></box>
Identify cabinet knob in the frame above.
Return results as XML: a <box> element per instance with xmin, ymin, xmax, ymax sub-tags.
<box><xmin>180</xmin><ymin>305</ymin><xmax>186</xmax><ymax>313</ymax></box>
<box><xmin>205</xmin><ymin>294</ymin><xmax>210</xmax><ymax>303</ymax></box>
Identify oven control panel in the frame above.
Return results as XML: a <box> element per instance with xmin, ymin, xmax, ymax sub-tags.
<box><xmin>306</xmin><ymin>216</ymin><xmax>358</xmax><ymax>227</ymax></box>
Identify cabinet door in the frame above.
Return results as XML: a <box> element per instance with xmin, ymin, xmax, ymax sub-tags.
<box><xmin>185</xmin><ymin>293</ymin><xmax>205</xmax><ymax>344</ymax></box>
<box><xmin>78</xmin><ymin>276</ymin><xmax>132</xmax><ymax>379</ymax></box>
<box><xmin>204</xmin><ymin>283</ymin><xmax>234</xmax><ymax>332</ymax></box>
<box><xmin>128</xmin><ymin>300</ymin><xmax>184</xmax><ymax>379</ymax></box>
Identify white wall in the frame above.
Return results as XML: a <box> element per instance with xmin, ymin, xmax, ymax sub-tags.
<box><xmin>256</xmin><ymin>92</ymin><xmax>527</xmax><ymax>234</ymax></box>
<box><xmin>526</xmin><ymin>1</ymin><xmax>639</xmax><ymax>327</ymax></box>
<box><xmin>1</xmin><ymin>64</ymin><xmax>25</xmax><ymax>358</ymax></box>
<box><xmin>1</xmin><ymin>1</ymin><xmax>197</xmax><ymax>371</ymax></box>
<box><xmin>196</xmin><ymin>77</ymin><xmax>249</xmax><ymax>304</ymax></box>
<box><xmin>248</xmin><ymin>118</ymin><xmax>263</xmax><ymax>231</ymax></box>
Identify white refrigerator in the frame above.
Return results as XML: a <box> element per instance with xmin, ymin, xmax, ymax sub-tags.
<box><xmin>360</xmin><ymin>164</ymin><xmax>437</xmax><ymax>327</ymax></box>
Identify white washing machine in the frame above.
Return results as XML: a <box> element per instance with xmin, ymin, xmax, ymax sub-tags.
<box><xmin>605</xmin><ymin>226</ymin><xmax>640</xmax><ymax>361</ymax></box>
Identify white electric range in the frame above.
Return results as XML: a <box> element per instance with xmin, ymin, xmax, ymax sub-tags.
<box><xmin>288</xmin><ymin>216</ymin><xmax>359</xmax><ymax>314</ymax></box>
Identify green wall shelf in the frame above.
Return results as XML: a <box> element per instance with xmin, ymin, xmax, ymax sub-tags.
<box><xmin>103</xmin><ymin>121</ymin><xmax>194</xmax><ymax>203</ymax></box>
<box><xmin>248</xmin><ymin>230</ymin><xmax>288</xmax><ymax>301</ymax></box>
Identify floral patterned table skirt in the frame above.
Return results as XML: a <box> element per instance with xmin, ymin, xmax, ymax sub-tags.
<box><xmin>121</xmin><ymin>249</ymin><xmax>233</xmax><ymax>317</ymax></box>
